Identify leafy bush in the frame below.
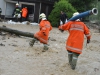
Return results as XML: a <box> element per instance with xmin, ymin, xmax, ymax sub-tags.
<box><xmin>68</xmin><ymin>0</ymin><xmax>95</xmax><ymax>12</ymax></box>
<box><xmin>48</xmin><ymin>0</ymin><xmax>77</xmax><ymax>27</ymax></box>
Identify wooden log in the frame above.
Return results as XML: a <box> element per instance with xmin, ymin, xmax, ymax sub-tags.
<box><xmin>0</xmin><ymin>26</ymin><xmax>34</xmax><ymax>38</ymax></box>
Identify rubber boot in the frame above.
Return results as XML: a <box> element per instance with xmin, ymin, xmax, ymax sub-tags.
<box><xmin>29</xmin><ymin>38</ymin><xmax>36</xmax><ymax>47</ymax></box>
<box><xmin>43</xmin><ymin>44</ymin><xmax>48</xmax><ymax>50</ymax></box>
<box><xmin>67</xmin><ymin>51</ymin><xmax>73</xmax><ymax>65</ymax></box>
<box><xmin>71</xmin><ymin>53</ymin><xmax>80</xmax><ymax>70</ymax></box>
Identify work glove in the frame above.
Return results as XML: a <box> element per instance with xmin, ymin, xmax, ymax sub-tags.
<box><xmin>59</xmin><ymin>29</ymin><xmax>64</xmax><ymax>32</ymax></box>
<box><xmin>87</xmin><ymin>39</ymin><xmax>90</xmax><ymax>44</ymax></box>
<box><xmin>59</xmin><ymin>26</ymin><xmax>64</xmax><ymax>32</ymax></box>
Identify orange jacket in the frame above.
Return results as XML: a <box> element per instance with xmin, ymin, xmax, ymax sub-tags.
<box><xmin>34</xmin><ymin>20</ymin><xmax>52</xmax><ymax>44</ymax></box>
<box><xmin>59</xmin><ymin>21</ymin><xmax>91</xmax><ymax>54</ymax></box>
<box><xmin>22</xmin><ymin>8</ymin><xmax>28</xmax><ymax>18</ymax></box>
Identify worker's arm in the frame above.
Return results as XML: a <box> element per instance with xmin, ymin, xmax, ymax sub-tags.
<box><xmin>59</xmin><ymin>21</ymin><xmax>71</xmax><ymax>32</ymax></box>
<box><xmin>84</xmin><ymin>25</ymin><xmax>91</xmax><ymax>43</ymax></box>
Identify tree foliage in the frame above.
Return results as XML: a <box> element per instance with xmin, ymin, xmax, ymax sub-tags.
<box><xmin>68</xmin><ymin>0</ymin><xmax>96</xmax><ymax>12</ymax></box>
<box><xmin>48</xmin><ymin>0</ymin><xmax>77</xmax><ymax>27</ymax></box>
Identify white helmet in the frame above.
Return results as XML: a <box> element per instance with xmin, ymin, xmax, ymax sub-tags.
<box><xmin>72</xmin><ymin>12</ymin><xmax>80</xmax><ymax>21</ymax></box>
<box><xmin>39</xmin><ymin>13</ymin><xmax>46</xmax><ymax>19</ymax></box>
<box><xmin>16</xmin><ymin>3</ymin><xmax>19</xmax><ymax>6</ymax></box>
<box><xmin>72</xmin><ymin>12</ymin><xmax>79</xmax><ymax>17</ymax></box>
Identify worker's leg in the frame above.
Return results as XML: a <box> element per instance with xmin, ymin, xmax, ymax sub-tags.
<box><xmin>15</xmin><ymin>17</ymin><xmax>17</xmax><ymax>22</ymax></box>
<box><xmin>15</xmin><ymin>15</ymin><xmax>18</xmax><ymax>22</ymax></box>
<box><xmin>22</xmin><ymin>17</ymin><xmax>25</xmax><ymax>22</ymax></box>
<box><xmin>71</xmin><ymin>52</ymin><xmax>80</xmax><ymax>70</ymax></box>
<box><xmin>62</xmin><ymin>20</ymin><xmax>65</xmax><ymax>24</ymax></box>
<box><xmin>67</xmin><ymin>50</ymin><xmax>73</xmax><ymax>65</ymax></box>
<box><xmin>29</xmin><ymin>38</ymin><xmax>37</xmax><ymax>47</ymax></box>
<box><xmin>43</xmin><ymin>44</ymin><xmax>48</xmax><ymax>50</ymax></box>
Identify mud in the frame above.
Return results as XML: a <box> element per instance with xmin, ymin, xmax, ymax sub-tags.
<box><xmin>0</xmin><ymin>22</ymin><xmax>100</xmax><ymax>75</ymax></box>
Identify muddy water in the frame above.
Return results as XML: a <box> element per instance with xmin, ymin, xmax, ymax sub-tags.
<box><xmin>0</xmin><ymin>23</ymin><xmax>100</xmax><ymax>75</ymax></box>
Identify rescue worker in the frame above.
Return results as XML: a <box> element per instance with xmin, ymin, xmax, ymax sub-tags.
<box><xmin>29</xmin><ymin>13</ymin><xmax>52</xmax><ymax>50</ymax></box>
<box><xmin>21</xmin><ymin>7</ymin><xmax>28</xmax><ymax>22</ymax></box>
<box><xmin>12</xmin><ymin>3</ymin><xmax>22</xmax><ymax>22</ymax></box>
<box><xmin>59</xmin><ymin>12</ymin><xmax>91</xmax><ymax>70</ymax></box>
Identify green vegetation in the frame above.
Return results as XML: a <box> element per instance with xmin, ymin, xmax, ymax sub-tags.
<box><xmin>48</xmin><ymin>0</ymin><xmax>98</xmax><ymax>27</ymax></box>
<box><xmin>68</xmin><ymin>0</ymin><xmax>95</xmax><ymax>12</ymax></box>
<box><xmin>48</xmin><ymin>0</ymin><xmax>77</xmax><ymax>27</ymax></box>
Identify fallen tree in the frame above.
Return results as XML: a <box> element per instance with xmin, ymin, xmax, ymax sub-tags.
<box><xmin>0</xmin><ymin>26</ymin><xmax>34</xmax><ymax>38</ymax></box>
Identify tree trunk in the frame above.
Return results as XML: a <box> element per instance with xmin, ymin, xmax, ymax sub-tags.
<box><xmin>0</xmin><ymin>26</ymin><xmax>34</xmax><ymax>38</ymax></box>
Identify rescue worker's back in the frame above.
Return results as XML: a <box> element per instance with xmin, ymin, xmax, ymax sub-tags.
<box><xmin>22</xmin><ymin>7</ymin><xmax>28</xmax><ymax>18</ymax></box>
<box><xmin>60</xmin><ymin>21</ymin><xmax>91</xmax><ymax>54</ymax></box>
<box><xmin>34</xmin><ymin>20</ymin><xmax>52</xmax><ymax>44</ymax></box>
<box><xmin>29</xmin><ymin>13</ymin><xmax>52</xmax><ymax>50</ymax></box>
<box><xmin>59</xmin><ymin>12</ymin><xmax>91</xmax><ymax>70</ymax></box>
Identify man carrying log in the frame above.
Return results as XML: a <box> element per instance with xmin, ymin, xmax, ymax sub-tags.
<box><xmin>29</xmin><ymin>13</ymin><xmax>52</xmax><ymax>50</ymax></box>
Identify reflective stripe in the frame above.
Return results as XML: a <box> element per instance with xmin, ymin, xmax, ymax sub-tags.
<box><xmin>66</xmin><ymin>46</ymin><xmax>82</xmax><ymax>53</ymax></box>
<box><xmin>70</xmin><ymin>28</ymin><xmax>84</xmax><ymax>32</ymax></box>
<box><xmin>45</xmin><ymin>24</ymin><xmax>50</xmax><ymax>28</ymax></box>
<box><xmin>16</xmin><ymin>9</ymin><xmax>20</xmax><ymax>11</ymax></box>
<box><xmin>44</xmin><ymin>22</ymin><xmax>50</xmax><ymax>28</ymax></box>
<box><xmin>34</xmin><ymin>34</ymin><xmax>48</xmax><ymax>43</ymax></box>
<box><xmin>73</xmin><ymin>57</ymin><xmax>78</xmax><ymax>59</ymax></box>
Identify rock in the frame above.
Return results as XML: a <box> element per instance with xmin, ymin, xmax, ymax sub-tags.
<box><xmin>0</xmin><ymin>43</ymin><xmax>5</xmax><ymax>46</ymax></box>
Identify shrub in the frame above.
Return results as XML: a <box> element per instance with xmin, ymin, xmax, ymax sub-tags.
<box><xmin>48</xmin><ymin>0</ymin><xmax>77</xmax><ymax>27</ymax></box>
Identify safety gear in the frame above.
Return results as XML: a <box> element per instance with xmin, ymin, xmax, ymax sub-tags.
<box><xmin>87</xmin><ymin>39</ymin><xmax>90</xmax><ymax>43</ymax></box>
<box><xmin>34</xmin><ymin>20</ymin><xmax>52</xmax><ymax>44</ymax></box>
<box><xmin>59</xmin><ymin>28</ymin><xmax>64</xmax><ymax>32</ymax></box>
<box><xmin>29</xmin><ymin>42</ymin><xmax>33</xmax><ymax>47</ymax></box>
<box><xmin>39</xmin><ymin>13</ymin><xmax>46</xmax><ymax>19</ymax></box>
<box><xmin>13</xmin><ymin>7</ymin><xmax>21</xmax><ymax>17</ymax></box>
<box><xmin>42</xmin><ymin>18</ymin><xmax>47</xmax><ymax>20</ymax></box>
<box><xmin>67</xmin><ymin>50</ymin><xmax>80</xmax><ymax>70</ymax></box>
<box><xmin>59</xmin><ymin>26</ymin><xmax>64</xmax><ymax>32</ymax></box>
<box><xmin>29</xmin><ymin>38</ymin><xmax>37</xmax><ymax>47</ymax></box>
<box><xmin>73</xmin><ymin>12</ymin><xmax>79</xmax><ymax>17</ymax></box>
<box><xmin>68</xmin><ymin>51</ymin><xmax>73</xmax><ymax>65</ymax></box>
<box><xmin>59</xmin><ymin>21</ymin><xmax>91</xmax><ymax>54</ymax></box>
<box><xmin>16</xmin><ymin>3</ymin><xmax>19</xmax><ymax>6</ymax></box>
<box><xmin>72</xmin><ymin>12</ymin><xmax>80</xmax><ymax>21</ymax></box>
<box><xmin>22</xmin><ymin>7</ymin><xmax>28</xmax><ymax>18</ymax></box>
<box><xmin>43</xmin><ymin>44</ymin><xmax>48</xmax><ymax>50</ymax></box>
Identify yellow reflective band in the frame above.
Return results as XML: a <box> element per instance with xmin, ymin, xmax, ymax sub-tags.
<box><xmin>35</xmin><ymin>34</ymin><xmax>48</xmax><ymax>44</ymax></box>
<box><xmin>66</xmin><ymin>46</ymin><xmax>82</xmax><ymax>52</ymax></box>
<box><xmin>70</xmin><ymin>28</ymin><xmax>84</xmax><ymax>32</ymax></box>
